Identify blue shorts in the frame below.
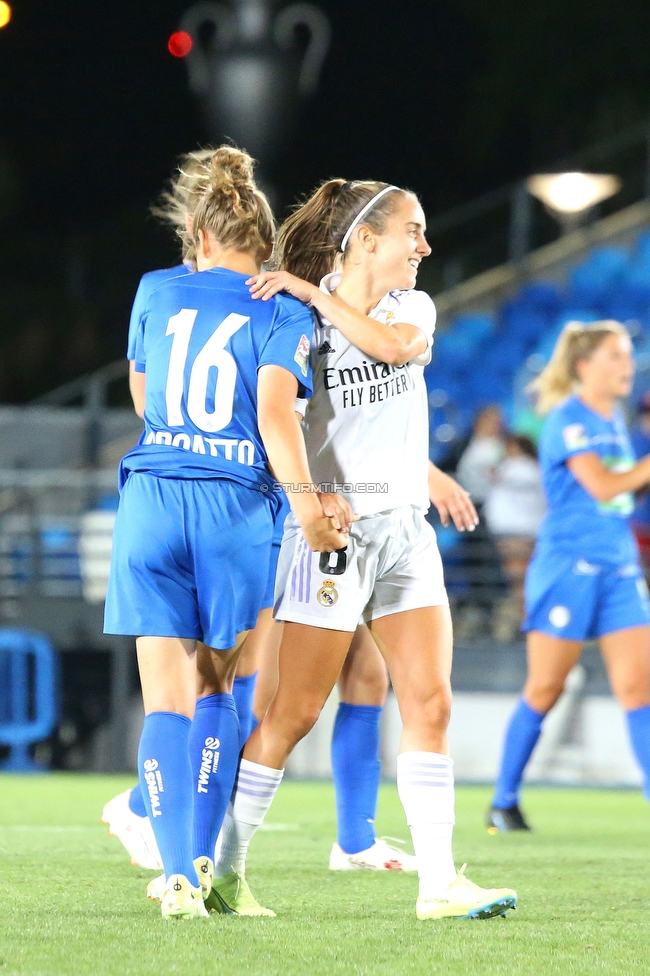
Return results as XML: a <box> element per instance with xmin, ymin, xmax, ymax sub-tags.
<box><xmin>261</xmin><ymin>543</ymin><xmax>281</xmax><ymax>610</ymax></box>
<box><xmin>104</xmin><ymin>473</ymin><xmax>273</xmax><ymax>649</ymax></box>
<box><xmin>261</xmin><ymin>494</ymin><xmax>290</xmax><ymax>610</ymax></box>
<box><xmin>524</xmin><ymin>551</ymin><xmax>650</xmax><ymax>641</ymax></box>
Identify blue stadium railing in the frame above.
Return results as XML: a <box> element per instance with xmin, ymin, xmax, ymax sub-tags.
<box><xmin>0</xmin><ymin>628</ymin><xmax>58</xmax><ymax>772</ymax></box>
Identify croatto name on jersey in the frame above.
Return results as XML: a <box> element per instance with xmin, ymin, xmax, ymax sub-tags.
<box><xmin>144</xmin><ymin>429</ymin><xmax>255</xmax><ymax>464</ymax></box>
<box><xmin>323</xmin><ymin>360</ymin><xmax>410</xmax><ymax>408</ymax></box>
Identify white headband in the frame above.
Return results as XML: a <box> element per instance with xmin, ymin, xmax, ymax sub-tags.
<box><xmin>339</xmin><ymin>185</ymin><xmax>400</xmax><ymax>252</ymax></box>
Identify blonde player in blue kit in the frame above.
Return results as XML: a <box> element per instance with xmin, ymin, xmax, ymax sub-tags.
<box><xmin>127</xmin><ymin>150</ymin><xmax>272</xmax><ymax>746</ymax></box>
<box><xmin>488</xmin><ymin>321</ymin><xmax>650</xmax><ymax>831</ymax></box>
<box><xmin>103</xmin><ymin>146</ymin><xmax>350</xmax><ymax>920</ymax></box>
<box><xmin>105</xmin><ymin>150</ymin><xmax>279</xmax><ymax>869</ymax></box>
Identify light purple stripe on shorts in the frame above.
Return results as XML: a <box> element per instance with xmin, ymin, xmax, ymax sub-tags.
<box><xmin>298</xmin><ymin>542</ymin><xmax>306</xmax><ymax>602</ymax></box>
<box><xmin>291</xmin><ymin>539</ymin><xmax>303</xmax><ymax>601</ymax></box>
<box><xmin>304</xmin><ymin>549</ymin><xmax>313</xmax><ymax>603</ymax></box>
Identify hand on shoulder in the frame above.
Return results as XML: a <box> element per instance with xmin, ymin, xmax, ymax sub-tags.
<box><xmin>247</xmin><ymin>270</ymin><xmax>317</xmax><ymax>306</ymax></box>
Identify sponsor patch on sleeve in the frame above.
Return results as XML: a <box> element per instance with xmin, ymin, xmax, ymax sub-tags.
<box><xmin>294</xmin><ymin>334</ymin><xmax>310</xmax><ymax>377</ymax></box>
<box><xmin>562</xmin><ymin>423</ymin><xmax>589</xmax><ymax>451</ymax></box>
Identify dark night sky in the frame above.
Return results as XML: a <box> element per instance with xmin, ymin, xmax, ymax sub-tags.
<box><xmin>2</xmin><ymin>0</ymin><xmax>650</xmax><ymax>400</ymax></box>
<box><xmin>0</xmin><ymin>0</ymin><xmax>482</xmax><ymax>227</ymax></box>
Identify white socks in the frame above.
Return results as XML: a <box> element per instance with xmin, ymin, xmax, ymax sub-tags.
<box><xmin>214</xmin><ymin>758</ymin><xmax>283</xmax><ymax>878</ymax></box>
<box><xmin>396</xmin><ymin>751</ymin><xmax>457</xmax><ymax>898</ymax></box>
<box><xmin>216</xmin><ymin>752</ymin><xmax>456</xmax><ymax>896</ymax></box>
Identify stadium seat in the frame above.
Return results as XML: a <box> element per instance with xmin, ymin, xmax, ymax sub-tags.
<box><xmin>501</xmin><ymin>307</ymin><xmax>548</xmax><ymax>348</ymax></box>
<box><xmin>568</xmin><ymin>246</ymin><xmax>628</xmax><ymax>309</ymax></box>
<box><xmin>617</xmin><ymin>259</ymin><xmax>650</xmax><ymax>309</ymax></box>
<box><xmin>512</xmin><ymin>281</ymin><xmax>562</xmax><ymax>316</ymax></box>
<box><xmin>634</xmin><ymin>228</ymin><xmax>650</xmax><ymax>261</ymax></box>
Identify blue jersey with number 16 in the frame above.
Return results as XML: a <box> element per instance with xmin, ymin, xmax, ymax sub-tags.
<box><xmin>121</xmin><ymin>266</ymin><xmax>314</xmax><ymax>494</ymax></box>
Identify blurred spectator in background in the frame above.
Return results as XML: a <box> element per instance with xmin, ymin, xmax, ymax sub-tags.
<box><xmin>630</xmin><ymin>392</ymin><xmax>650</xmax><ymax>577</ymax></box>
<box><xmin>453</xmin><ymin>406</ymin><xmax>507</xmax><ymax>640</ymax></box>
<box><xmin>485</xmin><ymin>435</ymin><xmax>546</xmax><ymax>641</ymax></box>
<box><xmin>456</xmin><ymin>405</ymin><xmax>505</xmax><ymax>505</ymax></box>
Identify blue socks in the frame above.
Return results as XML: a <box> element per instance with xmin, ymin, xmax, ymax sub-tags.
<box><xmin>494</xmin><ymin>699</ymin><xmax>650</xmax><ymax>807</ymax></box>
<box><xmin>493</xmin><ymin>698</ymin><xmax>545</xmax><ymax>809</ymax></box>
<box><xmin>128</xmin><ymin>784</ymin><xmax>147</xmax><ymax>818</ymax></box>
<box><xmin>129</xmin><ymin>672</ymin><xmax>252</xmax><ymax>840</ymax></box>
<box><xmin>233</xmin><ymin>673</ymin><xmax>258</xmax><ymax>746</ymax></box>
<box><xmin>130</xmin><ymin>675</ymin><xmax>257</xmax><ymax>820</ymax></box>
<box><xmin>189</xmin><ymin>693</ymin><xmax>241</xmax><ymax>861</ymax></box>
<box><xmin>332</xmin><ymin>703</ymin><xmax>382</xmax><ymax>854</ymax></box>
<box><xmin>626</xmin><ymin>704</ymin><xmax>650</xmax><ymax>802</ymax></box>
<box><xmin>138</xmin><ymin>711</ymin><xmax>196</xmax><ymax>882</ymax></box>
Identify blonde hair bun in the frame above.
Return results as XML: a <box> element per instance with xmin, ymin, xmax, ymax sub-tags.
<box><xmin>209</xmin><ymin>146</ymin><xmax>256</xmax><ymax>194</ymax></box>
<box><xmin>190</xmin><ymin>145</ymin><xmax>275</xmax><ymax>261</ymax></box>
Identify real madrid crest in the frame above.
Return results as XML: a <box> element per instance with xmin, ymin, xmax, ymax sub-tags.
<box><xmin>317</xmin><ymin>579</ymin><xmax>338</xmax><ymax>607</ymax></box>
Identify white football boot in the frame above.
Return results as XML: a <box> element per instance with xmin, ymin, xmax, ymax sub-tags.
<box><xmin>329</xmin><ymin>837</ymin><xmax>417</xmax><ymax>872</ymax></box>
<box><xmin>101</xmin><ymin>789</ymin><xmax>162</xmax><ymax>871</ymax></box>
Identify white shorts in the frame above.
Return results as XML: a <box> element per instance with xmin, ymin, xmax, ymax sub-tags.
<box><xmin>274</xmin><ymin>505</ymin><xmax>448</xmax><ymax>632</ymax></box>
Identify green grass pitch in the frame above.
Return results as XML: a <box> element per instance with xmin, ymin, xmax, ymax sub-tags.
<box><xmin>0</xmin><ymin>776</ymin><xmax>648</xmax><ymax>976</ymax></box>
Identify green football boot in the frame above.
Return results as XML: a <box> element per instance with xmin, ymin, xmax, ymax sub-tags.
<box><xmin>206</xmin><ymin>872</ymin><xmax>276</xmax><ymax>917</ymax></box>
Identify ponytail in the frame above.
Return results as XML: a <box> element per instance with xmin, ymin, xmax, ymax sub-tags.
<box><xmin>276</xmin><ymin>179</ymin><xmax>347</xmax><ymax>285</ymax></box>
<box><xmin>530</xmin><ymin>320</ymin><xmax>629</xmax><ymax>414</ymax></box>
<box><xmin>276</xmin><ymin>179</ymin><xmax>409</xmax><ymax>285</ymax></box>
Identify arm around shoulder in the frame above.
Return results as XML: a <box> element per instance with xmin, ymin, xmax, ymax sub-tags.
<box><xmin>311</xmin><ymin>290</ymin><xmax>429</xmax><ymax>366</ymax></box>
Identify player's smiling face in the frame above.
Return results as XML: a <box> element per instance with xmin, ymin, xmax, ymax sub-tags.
<box><xmin>578</xmin><ymin>332</ymin><xmax>635</xmax><ymax>399</ymax></box>
<box><xmin>372</xmin><ymin>194</ymin><xmax>431</xmax><ymax>291</ymax></box>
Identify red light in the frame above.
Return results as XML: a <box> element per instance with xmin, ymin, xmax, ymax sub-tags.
<box><xmin>168</xmin><ymin>31</ymin><xmax>192</xmax><ymax>58</ymax></box>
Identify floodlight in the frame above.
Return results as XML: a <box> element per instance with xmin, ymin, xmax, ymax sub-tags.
<box><xmin>0</xmin><ymin>2</ymin><xmax>11</xmax><ymax>29</ymax></box>
<box><xmin>526</xmin><ymin>172</ymin><xmax>621</xmax><ymax>215</ymax></box>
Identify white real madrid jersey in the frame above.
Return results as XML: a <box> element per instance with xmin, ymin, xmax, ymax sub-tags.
<box><xmin>301</xmin><ymin>272</ymin><xmax>436</xmax><ymax>517</ymax></box>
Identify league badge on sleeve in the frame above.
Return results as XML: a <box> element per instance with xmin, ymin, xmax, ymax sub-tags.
<box><xmin>562</xmin><ymin>423</ymin><xmax>589</xmax><ymax>451</ymax></box>
<box><xmin>294</xmin><ymin>334</ymin><xmax>310</xmax><ymax>377</ymax></box>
